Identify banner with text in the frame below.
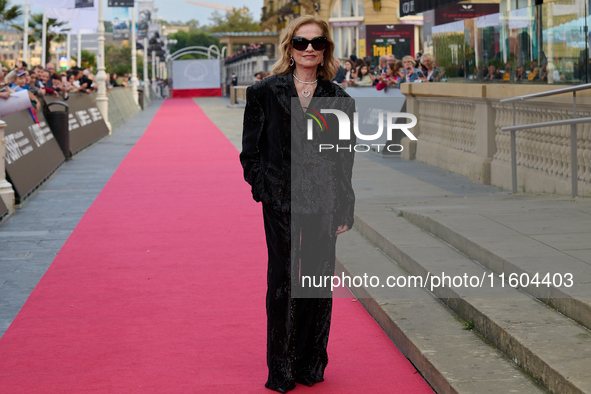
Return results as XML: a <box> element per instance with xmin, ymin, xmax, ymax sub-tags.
<box><xmin>44</xmin><ymin>93</ymin><xmax>109</xmax><ymax>155</ymax></box>
<box><xmin>3</xmin><ymin>110</ymin><xmax>65</xmax><ymax>199</ymax></box>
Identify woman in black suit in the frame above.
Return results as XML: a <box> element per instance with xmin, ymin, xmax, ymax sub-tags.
<box><xmin>240</xmin><ymin>15</ymin><xmax>355</xmax><ymax>394</ymax></box>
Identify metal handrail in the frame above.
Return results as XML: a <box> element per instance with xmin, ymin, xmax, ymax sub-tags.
<box><xmin>502</xmin><ymin>117</ymin><xmax>591</xmax><ymax>132</ymax></box>
<box><xmin>500</xmin><ymin>82</ymin><xmax>591</xmax><ymax>103</ymax></box>
<box><xmin>500</xmin><ymin>83</ymin><xmax>591</xmax><ymax>198</ymax></box>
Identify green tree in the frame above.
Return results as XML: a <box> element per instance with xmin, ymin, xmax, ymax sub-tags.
<box><xmin>104</xmin><ymin>44</ymin><xmax>149</xmax><ymax>79</ymax></box>
<box><xmin>27</xmin><ymin>13</ymin><xmax>68</xmax><ymax>64</ymax></box>
<box><xmin>208</xmin><ymin>8</ymin><xmax>261</xmax><ymax>33</ymax></box>
<box><xmin>73</xmin><ymin>50</ymin><xmax>97</xmax><ymax>71</ymax></box>
<box><xmin>168</xmin><ymin>30</ymin><xmax>219</xmax><ymax>59</ymax></box>
<box><xmin>105</xmin><ymin>44</ymin><xmax>131</xmax><ymax>75</ymax></box>
<box><xmin>186</xmin><ymin>19</ymin><xmax>200</xmax><ymax>30</ymax></box>
<box><xmin>0</xmin><ymin>0</ymin><xmax>21</xmax><ymax>27</ymax></box>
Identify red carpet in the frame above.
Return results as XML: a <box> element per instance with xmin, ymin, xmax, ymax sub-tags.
<box><xmin>0</xmin><ymin>99</ymin><xmax>432</xmax><ymax>393</ymax></box>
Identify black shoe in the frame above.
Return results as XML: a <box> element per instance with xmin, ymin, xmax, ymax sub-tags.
<box><xmin>265</xmin><ymin>381</ymin><xmax>296</xmax><ymax>393</ymax></box>
<box><xmin>295</xmin><ymin>375</ymin><xmax>324</xmax><ymax>387</ymax></box>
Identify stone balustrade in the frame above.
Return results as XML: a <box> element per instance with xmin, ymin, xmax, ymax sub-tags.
<box><xmin>401</xmin><ymin>83</ymin><xmax>591</xmax><ymax>196</ymax></box>
<box><xmin>492</xmin><ymin>101</ymin><xmax>591</xmax><ymax>194</ymax></box>
<box><xmin>415</xmin><ymin>98</ymin><xmax>477</xmax><ymax>154</ymax></box>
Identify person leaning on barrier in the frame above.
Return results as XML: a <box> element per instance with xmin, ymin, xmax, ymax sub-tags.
<box><xmin>399</xmin><ymin>55</ymin><xmax>424</xmax><ymax>84</ymax></box>
<box><xmin>376</xmin><ymin>61</ymin><xmax>402</xmax><ymax>90</ymax></box>
<box><xmin>240</xmin><ymin>14</ymin><xmax>355</xmax><ymax>393</ymax></box>
<box><xmin>351</xmin><ymin>62</ymin><xmax>372</xmax><ymax>86</ymax></box>
<box><xmin>3</xmin><ymin>70</ymin><xmax>41</xmax><ymax>111</ymax></box>
<box><xmin>340</xmin><ymin>59</ymin><xmax>355</xmax><ymax>86</ymax></box>
<box><xmin>421</xmin><ymin>54</ymin><xmax>442</xmax><ymax>82</ymax></box>
<box><xmin>28</xmin><ymin>72</ymin><xmax>41</xmax><ymax>95</ymax></box>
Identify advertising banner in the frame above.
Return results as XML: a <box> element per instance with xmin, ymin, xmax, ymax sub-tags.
<box><xmin>112</xmin><ymin>7</ymin><xmax>130</xmax><ymax>41</ymax></box>
<box><xmin>75</xmin><ymin>0</ymin><xmax>94</xmax><ymax>8</ymax></box>
<box><xmin>44</xmin><ymin>94</ymin><xmax>109</xmax><ymax>155</ymax></box>
<box><xmin>435</xmin><ymin>3</ymin><xmax>499</xmax><ymax>25</ymax></box>
<box><xmin>3</xmin><ymin>109</ymin><xmax>65</xmax><ymax>199</ymax></box>
<box><xmin>30</xmin><ymin>0</ymin><xmax>74</xmax><ymax>7</ymax></box>
<box><xmin>399</xmin><ymin>0</ymin><xmax>462</xmax><ymax>18</ymax></box>
<box><xmin>364</xmin><ymin>25</ymin><xmax>415</xmax><ymax>65</ymax></box>
<box><xmin>70</xmin><ymin>5</ymin><xmax>99</xmax><ymax>34</ymax></box>
<box><xmin>172</xmin><ymin>59</ymin><xmax>221</xmax><ymax>90</ymax></box>
<box><xmin>108</xmin><ymin>0</ymin><xmax>134</xmax><ymax>7</ymax></box>
<box><xmin>46</xmin><ymin>8</ymin><xmax>80</xmax><ymax>20</ymax></box>
<box><xmin>138</xmin><ymin>1</ymin><xmax>154</xmax><ymax>40</ymax></box>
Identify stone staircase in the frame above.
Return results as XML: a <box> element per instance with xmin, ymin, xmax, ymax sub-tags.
<box><xmin>335</xmin><ymin>200</ymin><xmax>591</xmax><ymax>394</ymax></box>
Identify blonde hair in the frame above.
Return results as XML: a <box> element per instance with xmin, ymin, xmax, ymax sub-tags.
<box><xmin>421</xmin><ymin>53</ymin><xmax>434</xmax><ymax>64</ymax></box>
<box><xmin>402</xmin><ymin>55</ymin><xmax>416</xmax><ymax>66</ymax></box>
<box><xmin>272</xmin><ymin>15</ymin><xmax>338</xmax><ymax>81</ymax></box>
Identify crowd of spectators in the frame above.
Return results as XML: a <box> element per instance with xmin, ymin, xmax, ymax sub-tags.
<box><xmin>225</xmin><ymin>43</ymin><xmax>266</xmax><ymax>65</ymax></box>
<box><xmin>473</xmin><ymin>60</ymin><xmax>559</xmax><ymax>83</ymax></box>
<box><xmin>330</xmin><ymin>52</ymin><xmax>444</xmax><ymax>91</ymax></box>
<box><xmin>0</xmin><ymin>59</ymin><xmax>147</xmax><ymax>115</ymax></box>
<box><xmin>0</xmin><ymin>60</ymin><xmax>102</xmax><ymax>111</ymax></box>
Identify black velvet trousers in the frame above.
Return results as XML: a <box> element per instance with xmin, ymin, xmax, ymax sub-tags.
<box><xmin>262</xmin><ymin>203</ymin><xmax>337</xmax><ymax>388</ymax></box>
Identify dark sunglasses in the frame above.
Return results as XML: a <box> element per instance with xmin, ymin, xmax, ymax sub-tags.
<box><xmin>291</xmin><ymin>36</ymin><xmax>327</xmax><ymax>51</ymax></box>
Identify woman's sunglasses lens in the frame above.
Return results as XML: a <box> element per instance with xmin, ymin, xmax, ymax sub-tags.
<box><xmin>312</xmin><ymin>37</ymin><xmax>327</xmax><ymax>50</ymax></box>
<box><xmin>292</xmin><ymin>37</ymin><xmax>327</xmax><ymax>51</ymax></box>
<box><xmin>292</xmin><ymin>38</ymin><xmax>308</xmax><ymax>51</ymax></box>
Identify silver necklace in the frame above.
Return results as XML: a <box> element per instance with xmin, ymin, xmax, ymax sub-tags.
<box><xmin>293</xmin><ymin>73</ymin><xmax>317</xmax><ymax>98</ymax></box>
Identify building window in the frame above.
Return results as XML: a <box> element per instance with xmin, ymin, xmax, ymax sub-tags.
<box><xmin>431</xmin><ymin>0</ymin><xmax>588</xmax><ymax>84</ymax></box>
<box><xmin>329</xmin><ymin>0</ymin><xmax>364</xmax><ymax>59</ymax></box>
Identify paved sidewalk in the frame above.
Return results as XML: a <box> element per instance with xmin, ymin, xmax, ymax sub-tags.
<box><xmin>0</xmin><ymin>100</ymin><xmax>163</xmax><ymax>336</ymax></box>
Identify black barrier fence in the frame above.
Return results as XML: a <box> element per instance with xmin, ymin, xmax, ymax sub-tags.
<box><xmin>44</xmin><ymin>94</ymin><xmax>109</xmax><ymax>156</ymax></box>
<box><xmin>2</xmin><ymin>88</ymin><xmax>143</xmax><ymax>206</ymax></box>
<box><xmin>44</xmin><ymin>101</ymin><xmax>71</xmax><ymax>159</ymax></box>
<box><xmin>3</xmin><ymin>108</ymin><xmax>65</xmax><ymax>202</ymax></box>
<box><xmin>106</xmin><ymin>88</ymin><xmax>141</xmax><ymax>132</ymax></box>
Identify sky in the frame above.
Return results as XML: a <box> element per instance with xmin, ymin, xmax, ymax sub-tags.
<box><xmin>9</xmin><ymin>0</ymin><xmax>262</xmax><ymax>27</ymax></box>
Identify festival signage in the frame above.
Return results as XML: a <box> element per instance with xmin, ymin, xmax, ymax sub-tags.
<box><xmin>75</xmin><ymin>0</ymin><xmax>94</xmax><ymax>7</ymax></box>
<box><xmin>364</xmin><ymin>25</ymin><xmax>415</xmax><ymax>65</ymax></box>
<box><xmin>399</xmin><ymin>0</ymin><xmax>462</xmax><ymax>18</ymax></box>
<box><xmin>108</xmin><ymin>0</ymin><xmax>134</xmax><ymax>6</ymax></box>
<box><xmin>3</xmin><ymin>109</ymin><xmax>65</xmax><ymax>199</ymax></box>
<box><xmin>435</xmin><ymin>3</ymin><xmax>499</xmax><ymax>25</ymax></box>
<box><xmin>138</xmin><ymin>1</ymin><xmax>154</xmax><ymax>40</ymax></box>
<box><xmin>44</xmin><ymin>94</ymin><xmax>109</xmax><ymax>155</ymax></box>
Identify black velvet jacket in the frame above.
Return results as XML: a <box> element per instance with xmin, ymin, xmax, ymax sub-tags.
<box><xmin>240</xmin><ymin>72</ymin><xmax>355</xmax><ymax>228</ymax></box>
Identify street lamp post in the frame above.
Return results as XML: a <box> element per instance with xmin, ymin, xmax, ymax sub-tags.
<box><xmin>95</xmin><ymin>0</ymin><xmax>111</xmax><ymax>132</ymax></box>
<box><xmin>23</xmin><ymin>0</ymin><xmax>29</xmax><ymax>63</ymax></box>
<box><xmin>66</xmin><ymin>21</ymin><xmax>71</xmax><ymax>68</ymax></box>
<box><xmin>130</xmin><ymin>3</ymin><xmax>138</xmax><ymax>105</ymax></box>
<box><xmin>152</xmin><ymin>51</ymin><xmax>156</xmax><ymax>82</ymax></box>
<box><xmin>77</xmin><ymin>30</ymin><xmax>82</xmax><ymax>68</ymax></box>
<box><xmin>41</xmin><ymin>8</ymin><xmax>47</xmax><ymax>66</ymax></box>
<box><xmin>143</xmin><ymin>37</ymin><xmax>149</xmax><ymax>98</ymax></box>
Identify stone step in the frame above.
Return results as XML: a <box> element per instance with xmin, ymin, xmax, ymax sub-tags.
<box><xmin>335</xmin><ymin>228</ymin><xmax>545</xmax><ymax>394</ymax></box>
<box><xmin>348</xmin><ymin>202</ymin><xmax>591</xmax><ymax>394</ymax></box>
<box><xmin>399</xmin><ymin>206</ymin><xmax>591</xmax><ymax>333</ymax></box>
